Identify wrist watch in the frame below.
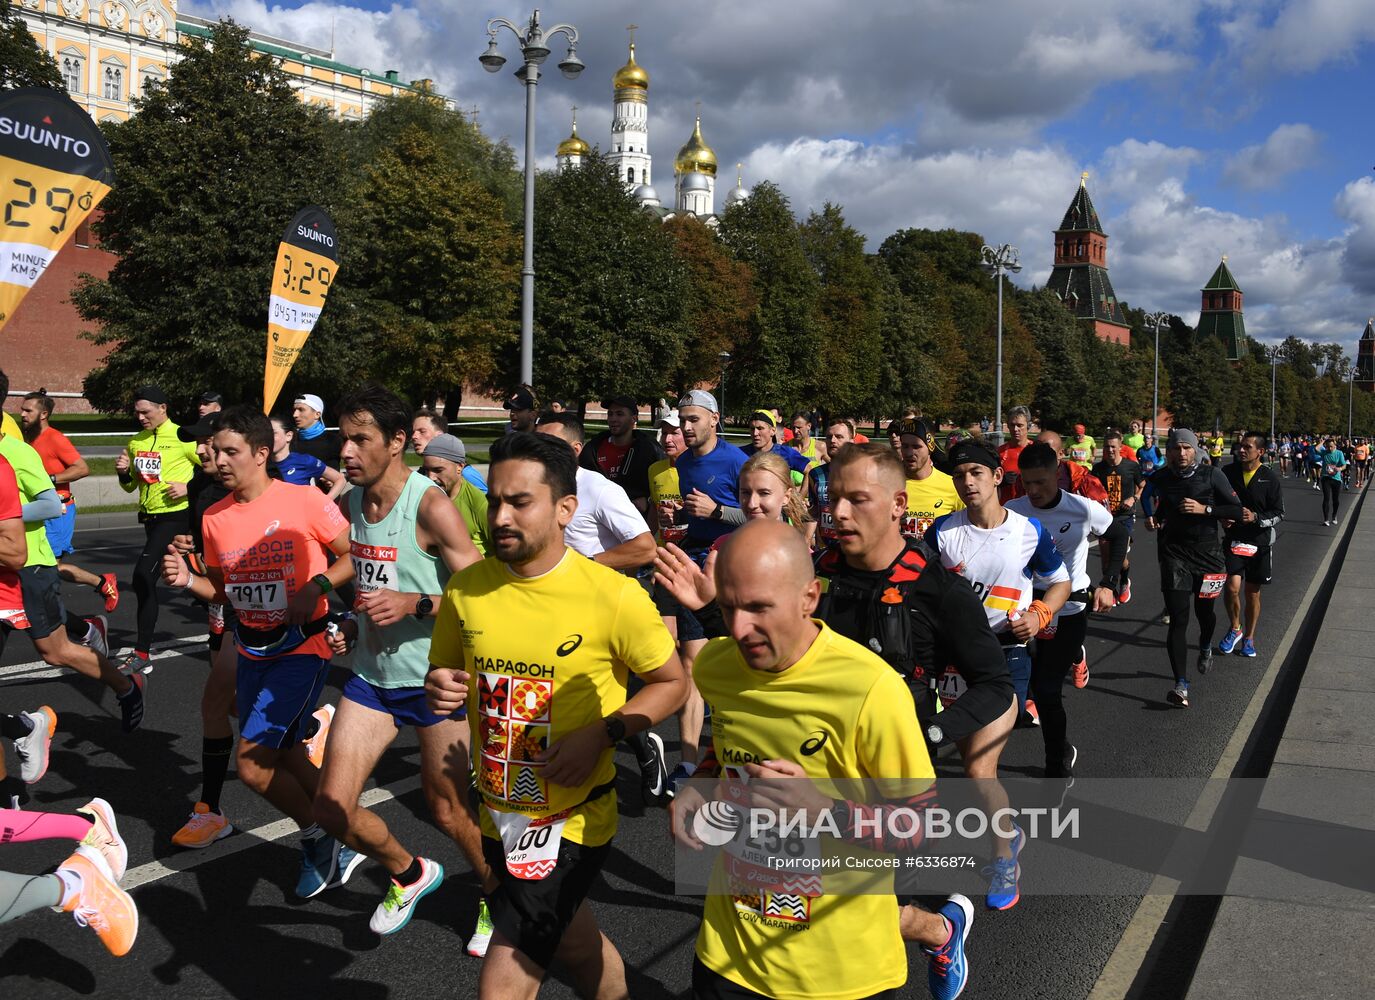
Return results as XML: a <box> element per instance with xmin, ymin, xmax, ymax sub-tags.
<box><xmin>710</xmin><ymin>502</ymin><xmax>723</xmax><ymax>520</ymax></box>
<box><xmin>414</xmin><ymin>595</ymin><xmax>433</xmax><ymax>620</ymax></box>
<box><xmin>926</xmin><ymin>721</ymin><xmax>945</xmax><ymax>746</ymax></box>
<box><xmin>603</xmin><ymin>715</ymin><xmax>627</xmax><ymax>745</ymax></box>
<box><xmin>1205</xmin><ymin>505</ymin><xmax>1213</xmax><ymax>515</ymax></box>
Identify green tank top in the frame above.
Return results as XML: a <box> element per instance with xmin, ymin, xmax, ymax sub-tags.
<box><xmin>347</xmin><ymin>472</ymin><xmax>450</xmax><ymax>688</ymax></box>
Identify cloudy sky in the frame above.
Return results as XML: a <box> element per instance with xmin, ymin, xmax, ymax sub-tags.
<box><xmin>184</xmin><ymin>0</ymin><xmax>1375</xmax><ymax>355</ymax></box>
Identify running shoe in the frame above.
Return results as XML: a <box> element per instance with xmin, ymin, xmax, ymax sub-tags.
<box><xmin>1046</xmin><ymin>744</ymin><xmax>1078</xmax><ymax>781</ymax></box>
<box><xmin>97</xmin><ymin>573</ymin><xmax>120</xmax><ymax>613</ymax></box>
<box><xmin>1161</xmin><ymin>613</ymin><xmax>1171</xmax><ymax>625</ymax></box>
<box><xmin>666</xmin><ymin>761</ymin><xmax>696</xmax><ymax>798</ymax></box>
<box><xmin>58</xmin><ymin>845</ymin><xmax>138</xmax><ymax>957</ymax></box>
<box><xmin>1116</xmin><ymin>580</ymin><xmax>1132</xmax><ymax>605</ymax></box>
<box><xmin>639</xmin><ymin>730</ymin><xmax>669</xmax><ymax>804</ymax></box>
<box><xmin>1166</xmin><ymin>681</ymin><xmax>1190</xmax><ymax>708</ymax></box>
<box><xmin>76</xmin><ymin>796</ymin><xmax>128</xmax><ymax>882</ymax></box>
<box><xmin>1071</xmin><ymin>648</ymin><xmax>1089</xmax><ymax>689</ymax></box>
<box><xmin>369</xmin><ymin>857</ymin><xmax>445</xmax><ymax>936</ymax></box>
<box><xmin>328</xmin><ymin>844</ymin><xmax>365</xmax><ymax>889</ymax></box>
<box><xmin>1198</xmin><ymin>647</ymin><xmax>1213</xmax><ymax>676</ymax></box>
<box><xmin>1240</xmin><ymin>638</ymin><xmax>1257</xmax><ymax>658</ymax></box>
<box><xmin>983</xmin><ymin>825</ymin><xmax>1024</xmax><ymax>910</ymax></box>
<box><xmin>924</xmin><ymin>894</ymin><xmax>973</xmax><ymax>1000</ymax></box>
<box><xmin>84</xmin><ymin>615</ymin><xmax>110</xmax><ymax>659</ymax></box>
<box><xmin>14</xmin><ymin>706</ymin><xmax>56</xmax><ymax>783</ymax></box>
<box><xmin>1218</xmin><ymin>629</ymin><xmax>1243</xmax><ymax>655</ymax></box>
<box><xmin>1021</xmin><ymin>699</ymin><xmax>1040</xmax><ymax>728</ymax></box>
<box><xmin>467</xmin><ymin>898</ymin><xmax>495</xmax><ymax>957</ymax></box>
<box><xmin>306</xmin><ymin>703</ymin><xmax>335</xmax><ymax>769</ymax></box>
<box><xmin>118</xmin><ymin>650</ymin><xmax>152</xmax><ymax>676</ymax></box>
<box><xmin>117</xmin><ymin>674</ymin><xmax>145</xmax><ymax>733</ymax></box>
<box><xmin>296</xmin><ymin>833</ymin><xmax>340</xmax><ymax>898</ymax></box>
<box><xmin>171</xmin><ymin>802</ymin><xmax>234</xmax><ymax>850</ymax></box>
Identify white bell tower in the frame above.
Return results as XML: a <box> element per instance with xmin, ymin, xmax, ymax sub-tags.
<box><xmin>608</xmin><ymin>27</ymin><xmax>652</xmax><ymax>191</ymax></box>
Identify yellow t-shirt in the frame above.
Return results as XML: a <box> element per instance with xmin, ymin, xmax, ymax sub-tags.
<box><xmin>1067</xmin><ymin>435</ymin><xmax>1096</xmax><ymax>468</ymax></box>
<box><xmin>0</xmin><ymin>435</ymin><xmax>56</xmax><ymax>567</ymax></box>
<box><xmin>692</xmin><ymin>622</ymin><xmax>933</xmax><ymax>1000</ymax></box>
<box><xmin>429</xmin><ymin>548</ymin><xmax>675</xmax><ymax>846</ymax></box>
<box><xmin>903</xmin><ymin>469</ymin><xmax>964</xmax><ymax>540</ymax></box>
<box><xmin>648</xmin><ymin>457</ymin><xmax>685</xmax><ymax>544</ymax></box>
<box><xmin>0</xmin><ymin>411</ymin><xmax>18</xmax><ymax>439</ymax></box>
<box><xmin>1242</xmin><ymin>467</ymin><xmax>1258</xmax><ymax>487</ymax></box>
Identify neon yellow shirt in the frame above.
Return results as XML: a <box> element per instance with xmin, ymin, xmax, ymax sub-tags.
<box><xmin>903</xmin><ymin>469</ymin><xmax>964</xmax><ymax>540</ymax></box>
<box><xmin>1067</xmin><ymin>435</ymin><xmax>1096</xmax><ymax>468</ymax></box>
<box><xmin>119</xmin><ymin>421</ymin><xmax>200</xmax><ymax>515</ymax></box>
<box><xmin>693</xmin><ymin>622</ymin><xmax>933</xmax><ymax>999</ymax></box>
<box><xmin>0</xmin><ymin>412</ymin><xmax>19</xmax><ymax>440</ymax></box>
<box><xmin>0</xmin><ymin>435</ymin><xmax>56</xmax><ymax>567</ymax></box>
<box><xmin>648</xmin><ymin>457</ymin><xmax>684</xmax><ymax>544</ymax></box>
<box><xmin>429</xmin><ymin>549</ymin><xmax>675</xmax><ymax>846</ymax></box>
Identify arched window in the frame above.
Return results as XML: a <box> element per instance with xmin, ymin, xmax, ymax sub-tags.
<box><xmin>103</xmin><ymin>66</ymin><xmax>122</xmax><ymax>100</ymax></box>
<box><xmin>62</xmin><ymin>56</ymin><xmax>82</xmax><ymax>93</ymax></box>
<box><xmin>627</xmin><ymin>167</ymin><xmax>635</xmax><ymax>183</ymax></box>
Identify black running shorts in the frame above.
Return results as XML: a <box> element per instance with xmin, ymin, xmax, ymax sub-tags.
<box><xmin>1225</xmin><ymin>545</ymin><xmax>1273</xmax><ymax>585</ymax></box>
<box><xmin>691</xmin><ymin>957</ymin><xmax>897</xmax><ymax>999</ymax></box>
<box><xmin>481</xmin><ymin>834</ymin><xmax>611</xmax><ymax>969</ymax></box>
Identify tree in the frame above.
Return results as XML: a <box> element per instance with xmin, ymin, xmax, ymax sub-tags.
<box><xmin>716</xmin><ymin>181</ymin><xmax>821</xmax><ymax>417</ymax></box>
<box><xmin>343</xmin><ymin>125</ymin><xmax>519</xmax><ymax>404</ymax></box>
<box><xmin>661</xmin><ymin>215</ymin><xmax>755</xmax><ymax>397</ymax></box>
<box><xmin>0</xmin><ymin>0</ymin><xmax>63</xmax><ymax>91</ymax></box>
<box><xmin>74</xmin><ymin>20</ymin><xmax>349</xmax><ymax>412</ymax></box>
<box><xmin>866</xmin><ymin>257</ymin><xmax>961</xmax><ymax>423</ymax></box>
<box><xmin>522</xmin><ymin>150</ymin><xmax>688</xmax><ymax>406</ymax></box>
<box><xmin>1019</xmin><ymin>288</ymin><xmax>1094</xmax><ymax>431</ymax></box>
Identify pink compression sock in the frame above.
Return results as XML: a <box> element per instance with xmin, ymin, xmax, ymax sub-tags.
<box><xmin>0</xmin><ymin>809</ymin><xmax>93</xmax><ymax>845</ymax></box>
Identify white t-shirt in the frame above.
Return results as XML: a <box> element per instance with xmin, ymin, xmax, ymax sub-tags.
<box><xmin>1007</xmin><ymin>490</ymin><xmax>1113</xmax><ymax>620</ymax></box>
<box><xmin>565</xmin><ymin>466</ymin><xmax>649</xmax><ymax>558</ymax></box>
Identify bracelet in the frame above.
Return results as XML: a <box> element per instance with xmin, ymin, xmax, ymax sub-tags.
<box><xmin>1028</xmin><ymin>600</ymin><xmax>1054</xmax><ymax>630</ymax></box>
<box><xmin>312</xmin><ymin>573</ymin><xmax>333</xmax><ymax>594</ymax></box>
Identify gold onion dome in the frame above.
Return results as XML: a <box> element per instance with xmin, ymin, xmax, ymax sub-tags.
<box><xmin>557</xmin><ymin>115</ymin><xmax>589</xmax><ymax>158</ymax></box>
<box><xmin>613</xmin><ymin>43</ymin><xmax>649</xmax><ymax>91</ymax></box>
<box><xmin>675</xmin><ymin>116</ymin><xmax>717</xmax><ymax>176</ymax></box>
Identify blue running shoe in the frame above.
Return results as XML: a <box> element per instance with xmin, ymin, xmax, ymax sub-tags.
<box><xmin>296</xmin><ymin>833</ymin><xmax>339</xmax><ymax>898</ymax></box>
<box><xmin>328</xmin><ymin>844</ymin><xmax>366</xmax><ymax>889</ymax></box>
<box><xmin>1240</xmin><ymin>638</ymin><xmax>1257</xmax><ymax>658</ymax></box>
<box><xmin>983</xmin><ymin>824</ymin><xmax>1024</xmax><ymax>910</ymax></box>
<box><xmin>924</xmin><ymin>893</ymin><xmax>974</xmax><ymax>1000</ymax></box>
<box><xmin>1218</xmin><ymin>629</ymin><xmax>1242</xmax><ymax>654</ymax></box>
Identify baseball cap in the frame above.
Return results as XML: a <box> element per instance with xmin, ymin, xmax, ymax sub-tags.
<box><xmin>658</xmin><ymin>407</ymin><xmax>681</xmax><ymax>428</ymax></box>
<box><xmin>503</xmin><ymin>386</ymin><xmax>537</xmax><ymax>411</ymax></box>
<box><xmin>294</xmin><ymin>393</ymin><xmax>325</xmax><ymax>414</ymax></box>
<box><xmin>197</xmin><ymin>390</ymin><xmax>223</xmax><ymax>405</ymax></box>
<box><xmin>601</xmin><ymin>394</ymin><xmax>637</xmax><ymax>412</ymax></box>
<box><xmin>133</xmin><ymin>385</ymin><xmax>168</xmax><ymax>405</ymax></box>
<box><xmin>177</xmin><ymin>411</ymin><xmax>222</xmax><ymax>442</ymax></box>
<box><xmin>1074</xmin><ymin>423</ymin><xmax>1086</xmax><ymax>435</ymax></box>
<box><xmin>422</xmin><ymin>433</ymin><xmax>467</xmax><ymax>464</ymax></box>
<box><xmin>677</xmin><ymin>389</ymin><xmax>718</xmax><ymax>413</ymax></box>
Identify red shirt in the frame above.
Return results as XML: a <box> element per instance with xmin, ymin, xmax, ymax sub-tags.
<box><xmin>998</xmin><ymin>442</ymin><xmax>1027</xmax><ymax>501</ymax></box>
<box><xmin>593</xmin><ymin>439</ymin><xmax>632</xmax><ymax>479</ymax></box>
<box><xmin>29</xmin><ymin>426</ymin><xmax>81</xmax><ymax>503</ymax></box>
<box><xmin>0</xmin><ymin>456</ymin><xmax>22</xmax><ymax>611</ymax></box>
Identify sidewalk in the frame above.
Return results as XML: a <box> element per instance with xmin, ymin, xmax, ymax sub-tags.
<box><xmin>1186</xmin><ymin>491</ymin><xmax>1375</xmax><ymax>997</ymax></box>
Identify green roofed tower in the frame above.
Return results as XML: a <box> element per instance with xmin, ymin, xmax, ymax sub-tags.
<box><xmin>1196</xmin><ymin>256</ymin><xmax>1246</xmax><ymax>361</ymax></box>
<box><xmin>1357</xmin><ymin>318</ymin><xmax>1374</xmax><ymax>393</ymax></box>
<box><xmin>1045</xmin><ymin>172</ymin><xmax>1131</xmax><ymax>346</ymax></box>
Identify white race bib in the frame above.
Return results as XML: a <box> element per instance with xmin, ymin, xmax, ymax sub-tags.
<box><xmin>350</xmin><ymin>541</ymin><xmax>398</xmax><ymax>594</ymax></box>
<box><xmin>226</xmin><ymin>571</ymin><xmax>288</xmax><ymax>615</ymax></box>
<box><xmin>134</xmin><ymin>450</ymin><xmax>162</xmax><ymax>484</ymax></box>
<box><xmin>486</xmin><ymin>806</ymin><xmax>568</xmax><ymax>881</ymax></box>
<box><xmin>1198</xmin><ymin>573</ymin><xmax>1227</xmax><ymax>599</ymax></box>
<box><xmin>937</xmin><ymin>666</ymin><xmax>967</xmax><ymax>708</ymax></box>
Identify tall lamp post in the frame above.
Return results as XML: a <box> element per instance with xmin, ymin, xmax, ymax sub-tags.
<box><xmin>480</xmin><ymin>9</ymin><xmax>584</xmax><ymax>387</ymax></box>
<box><xmin>1145</xmin><ymin>311</ymin><xmax>1169</xmax><ymax>445</ymax></box>
<box><xmin>978</xmin><ymin>243</ymin><xmax>1021</xmax><ymax>446</ymax></box>
<box><xmin>1266</xmin><ymin>343</ymin><xmax>1287</xmax><ymax>448</ymax></box>
<box><xmin>718</xmin><ymin>351</ymin><xmax>731</xmax><ymax>425</ymax></box>
<box><xmin>1346</xmin><ymin>360</ymin><xmax>1355</xmax><ymax>440</ymax></box>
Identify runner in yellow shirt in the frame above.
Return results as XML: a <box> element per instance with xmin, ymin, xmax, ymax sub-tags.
<box><xmin>895</xmin><ymin>418</ymin><xmax>964</xmax><ymax>541</ymax></box>
<box><xmin>426</xmin><ymin>430</ymin><xmax>686</xmax><ymax>997</ymax></box>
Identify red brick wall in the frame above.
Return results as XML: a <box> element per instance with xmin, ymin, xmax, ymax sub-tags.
<box><xmin>1095</xmin><ymin>320</ymin><xmax>1131</xmax><ymax>347</ymax></box>
<box><xmin>2</xmin><ymin>219</ymin><xmax>114</xmax><ymax>413</ymax></box>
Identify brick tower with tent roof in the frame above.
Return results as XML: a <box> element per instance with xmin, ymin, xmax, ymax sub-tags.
<box><xmin>1046</xmin><ymin>172</ymin><xmax>1132</xmax><ymax>346</ymax></box>
<box><xmin>1357</xmin><ymin>318</ymin><xmax>1374</xmax><ymax>393</ymax></box>
<box><xmin>1196</xmin><ymin>256</ymin><xmax>1247</xmax><ymax>361</ymax></box>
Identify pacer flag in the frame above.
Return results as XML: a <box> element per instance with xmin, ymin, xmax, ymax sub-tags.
<box><xmin>0</xmin><ymin>87</ymin><xmax>115</xmax><ymax>330</ymax></box>
<box><xmin>264</xmin><ymin>206</ymin><xmax>340</xmax><ymax>412</ymax></box>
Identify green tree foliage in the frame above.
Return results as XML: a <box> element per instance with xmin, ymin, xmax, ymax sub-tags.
<box><xmin>866</xmin><ymin>256</ymin><xmax>961</xmax><ymax>423</ymax></box>
<box><xmin>0</xmin><ymin>0</ymin><xmax>62</xmax><ymax>90</ymax></box>
<box><xmin>799</xmin><ymin>203</ymin><xmax>881</xmax><ymax>415</ymax></box>
<box><xmin>661</xmin><ymin>215</ymin><xmax>756</xmax><ymax>397</ymax></box>
<box><xmin>74</xmin><ymin>20</ymin><xmax>347</xmax><ymax>412</ymax></box>
<box><xmin>525</xmin><ymin>150</ymin><xmax>687</xmax><ymax>406</ymax></box>
<box><xmin>717</xmin><ymin>181</ymin><xmax>822</xmax><ymax>417</ymax></box>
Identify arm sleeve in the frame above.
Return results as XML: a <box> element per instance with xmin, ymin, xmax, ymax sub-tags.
<box><xmin>1028</xmin><ymin>519</ymin><xmax>1070</xmax><ymax>583</ymax></box>
<box><xmin>1208</xmin><ymin>468</ymin><xmax>1245</xmax><ymax>521</ymax></box>
<box><xmin>21</xmin><ymin>488</ymin><xmax>63</xmax><ymax>523</ymax></box>
<box><xmin>716</xmin><ymin>504</ymin><xmax>746</xmax><ymax>526</ymax></box>
<box><xmin>1257</xmin><ymin>475</ymin><xmax>1284</xmax><ymax>528</ymax></box>
<box><xmin>928</xmin><ymin>576</ymin><xmax>1015</xmax><ymax>743</ymax></box>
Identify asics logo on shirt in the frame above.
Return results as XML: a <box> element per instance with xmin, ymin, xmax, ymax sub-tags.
<box><xmin>1060</xmin><ymin>522</ymin><xmax>1071</xmax><ymax>533</ymax></box>
<box><xmin>934</xmin><ymin>500</ymin><xmax>944</xmax><ymax>508</ymax></box>
<box><xmin>556</xmin><ymin>634</ymin><xmax>583</xmax><ymax>656</ymax></box>
<box><xmin>800</xmin><ymin>731</ymin><xmax>829</xmax><ymax>756</ymax></box>
<box><xmin>263</xmin><ymin>520</ymin><xmax>280</xmax><ymax>536</ymax></box>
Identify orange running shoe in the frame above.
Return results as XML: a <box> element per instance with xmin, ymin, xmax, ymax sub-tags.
<box><xmin>76</xmin><ymin>796</ymin><xmax>128</xmax><ymax>881</ymax></box>
<box><xmin>97</xmin><ymin>573</ymin><xmax>120</xmax><ymax>613</ymax></box>
<box><xmin>1071</xmin><ymin>647</ymin><xmax>1090</xmax><ymax>689</ymax></box>
<box><xmin>15</xmin><ymin>706</ymin><xmax>57</xmax><ymax>784</ymax></box>
<box><xmin>306</xmin><ymin>703</ymin><xmax>335</xmax><ymax>769</ymax></box>
<box><xmin>58</xmin><ymin>845</ymin><xmax>139</xmax><ymax>957</ymax></box>
<box><xmin>172</xmin><ymin>802</ymin><xmax>234</xmax><ymax>849</ymax></box>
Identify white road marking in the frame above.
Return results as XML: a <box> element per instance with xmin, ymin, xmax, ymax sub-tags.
<box><xmin>0</xmin><ymin>634</ymin><xmax>210</xmax><ymax>681</ymax></box>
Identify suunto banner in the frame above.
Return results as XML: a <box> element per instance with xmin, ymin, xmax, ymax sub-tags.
<box><xmin>263</xmin><ymin>206</ymin><xmax>340</xmax><ymax>412</ymax></box>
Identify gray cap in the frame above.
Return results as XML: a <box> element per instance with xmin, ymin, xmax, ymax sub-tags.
<box><xmin>1168</xmin><ymin>428</ymin><xmax>1199</xmax><ymax>449</ymax></box>
<box><xmin>677</xmin><ymin>389</ymin><xmax>718</xmax><ymax>413</ymax></box>
<box><xmin>423</xmin><ymin>433</ymin><xmax>467</xmax><ymax>464</ymax></box>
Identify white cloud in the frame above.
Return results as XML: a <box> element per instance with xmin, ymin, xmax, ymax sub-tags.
<box><xmin>1221</xmin><ymin>123</ymin><xmax>1321</xmax><ymax>190</ymax></box>
<box><xmin>1222</xmin><ymin>0</ymin><xmax>1375</xmax><ymax>75</ymax></box>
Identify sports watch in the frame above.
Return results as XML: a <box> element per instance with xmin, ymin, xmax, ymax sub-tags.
<box><xmin>603</xmin><ymin>715</ymin><xmax>627</xmax><ymax>745</ymax></box>
<box><xmin>413</xmin><ymin>595</ymin><xmax>434</xmax><ymax>620</ymax></box>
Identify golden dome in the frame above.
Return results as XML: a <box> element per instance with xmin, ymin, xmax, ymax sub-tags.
<box><xmin>675</xmin><ymin>116</ymin><xmax>717</xmax><ymax>176</ymax></box>
<box><xmin>557</xmin><ymin>111</ymin><xmax>589</xmax><ymax>158</ymax></box>
<box><xmin>613</xmin><ymin>43</ymin><xmax>649</xmax><ymax>91</ymax></box>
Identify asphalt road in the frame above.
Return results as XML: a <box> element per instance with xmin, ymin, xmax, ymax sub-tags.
<box><xmin>0</xmin><ymin>470</ymin><xmax>1348</xmax><ymax>998</ymax></box>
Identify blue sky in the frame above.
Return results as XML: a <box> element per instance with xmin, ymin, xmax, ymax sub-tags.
<box><xmin>186</xmin><ymin>1</ymin><xmax>1375</xmax><ymax>356</ymax></box>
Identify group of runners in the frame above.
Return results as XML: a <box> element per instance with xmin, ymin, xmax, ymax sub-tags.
<box><xmin>0</xmin><ymin>368</ymin><xmax>1353</xmax><ymax>999</ymax></box>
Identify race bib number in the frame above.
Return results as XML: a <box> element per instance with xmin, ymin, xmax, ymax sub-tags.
<box><xmin>486</xmin><ymin>807</ymin><xmax>568</xmax><ymax>881</ymax></box>
<box><xmin>351</xmin><ymin>541</ymin><xmax>398</xmax><ymax>593</ymax></box>
<box><xmin>208</xmin><ymin>602</ymin><xmax>226</xmax><ymax>636</ymax></box>
<box><xmin>657</xmin><ymin>500</ymin><xmax>687</xmax><ymax>544</ymax></box>
<box><xmin>901</xmin><ymin>513</ymin><xmax>933</xmax><ymax>540</ymax></box>
<box><xmin>226</xmin><ymin>571</ymin><xmax>288</xmax><ymax>615</ymax></box>
<box><xmin>134</xmin><ymin>450</ymin><xmax>162</xmax><ymax>484</ymax></box>
<box><xmin>1230</xmin><ymin>542</ymin><xmax>1258</xmax><ymax>558</ymax></box>
<box><xmin>937</xmin><ymin>666</ymin><xmax>967</xmax><ymax>708</ymax></box>
<box><xmin>720</xmin><ymin>765</ymin><xmax>822</xmax><ymax>897</ymax></box>
<box><xmin>0</xmin><ymin>607</ymin><xmax>30</xmax><ymax>629</ymax></box>
<box><xmin>1198</xmin><ymin>573</ymin><xmax>1226</xmax><ymax>599</ymax></box>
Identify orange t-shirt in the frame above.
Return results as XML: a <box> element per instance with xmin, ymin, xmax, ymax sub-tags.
<box><xmin>30</xmin><ymin>426</ymin><xmax>82</xmax><ymax>503</ymax></box>
<box><xmin>202</xmin><ymin>479</ymin><xmax>347</xmax><ymax>658</ymax></box>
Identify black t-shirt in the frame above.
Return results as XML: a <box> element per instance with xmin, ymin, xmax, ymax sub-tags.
<box><xmin>1149</xmin><ymin>464</ymin><xmax>1244</xmax><ymax>555</ymax></box>
<box><xmin>1091</xmin><ymin>458</ymin><xmax>1142</xmax><ymax>515</ymax></box>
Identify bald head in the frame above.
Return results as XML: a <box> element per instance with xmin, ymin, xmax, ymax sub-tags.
<box><xmin>1037</xmin><ymin>429</ymin><xmax>1063</xmax><ymax>453</ymax></box>
<box><xmin>714</xmin><ymin>520</ymin><xmax>821</xmax><ymax>673</ymax></box>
